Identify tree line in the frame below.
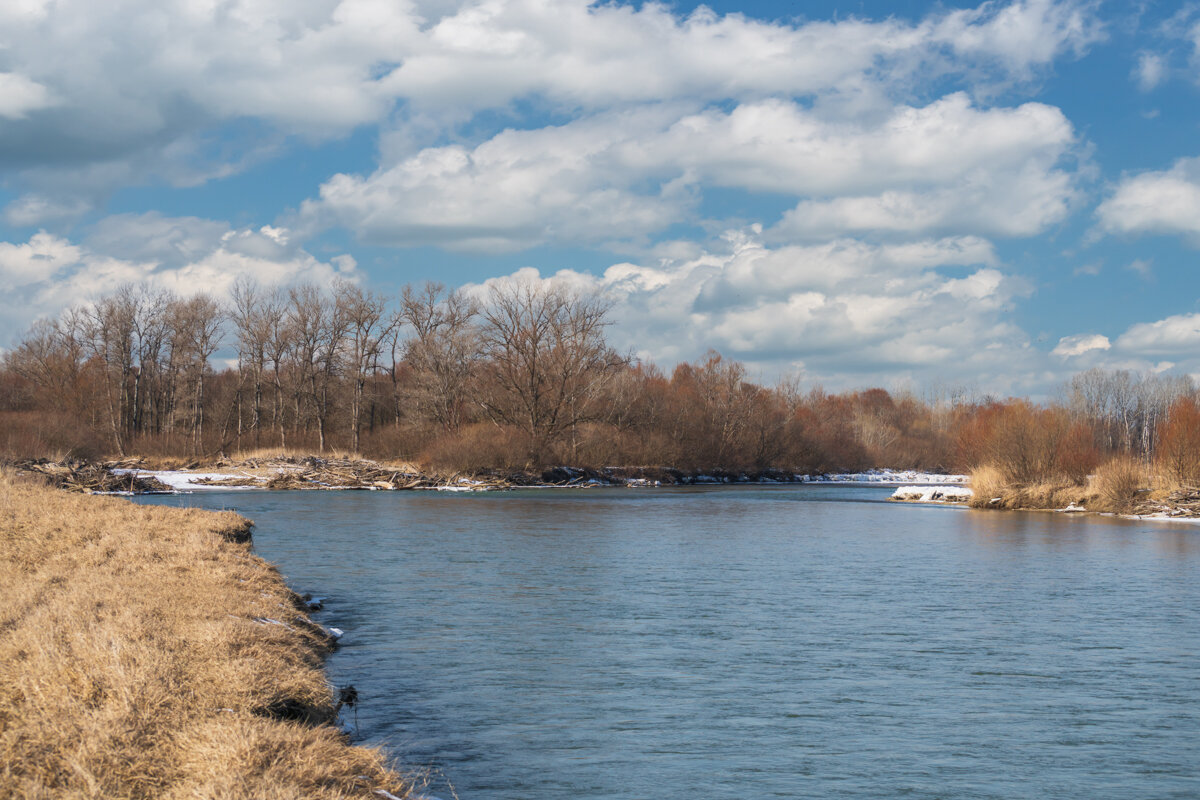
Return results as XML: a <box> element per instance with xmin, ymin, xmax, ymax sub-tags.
<box><xmin>4</xmin><ymin>280</ymin><xmax>1200</xmax><ymax>482</ymax></box>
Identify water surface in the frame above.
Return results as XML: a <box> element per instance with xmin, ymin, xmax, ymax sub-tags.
<box><xmin>137</xmin><ymin>486</ymin><xmax>1200</xmax><ymax>799</ymax></box>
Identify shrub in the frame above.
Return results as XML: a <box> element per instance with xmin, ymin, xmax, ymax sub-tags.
<box><xmin>1156</xmin><ymin>397</ymin><xmax>1200</xmax><ymax>487</ymax></box>
<box><xmin>1090</xmin><ymin>457</ymin><xmax>1148</xmax><ymax>514</ymax></box>
<box><xmin>967</xmin><ymin>465</ymin><xmax>1007</xmax><ymax>509</ymax></box>
<box><xmin>420</xmin><ymin>423</ymin><xmax>534</xmax><ymax>472</ymax></box>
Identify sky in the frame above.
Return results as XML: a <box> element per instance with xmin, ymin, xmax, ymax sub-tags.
<box><xmin>1</xmin><ymin>0</ymin><xmax>1198</xmax><ymax>395</ymax></box>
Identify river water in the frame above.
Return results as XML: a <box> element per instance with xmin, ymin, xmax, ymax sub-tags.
<box><xmin>136</xmin><ymin>485</ymin><xmax>1200</xmax><ymax>799</ymax></box>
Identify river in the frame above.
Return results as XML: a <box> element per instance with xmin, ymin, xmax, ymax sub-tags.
<box><xmin>136</xmin><ymin>484</ymin><xmax>1200</xmax><ymax>799</ymax></box>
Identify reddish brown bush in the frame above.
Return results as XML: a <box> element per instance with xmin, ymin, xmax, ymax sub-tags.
<box><xmin>1157</xmin><ymin>397</ymin><xmax>1200</xmax><ymax>486</ymax></box>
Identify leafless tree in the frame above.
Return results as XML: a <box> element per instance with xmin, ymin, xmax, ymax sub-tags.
<box><xmin>286</xmin><ymin>284</ymin><xmax>347</xmax><ymax>452</ymax></box>
<box><xmin>335</xmin><ymin>280</ymin><xmax>390</xmax><ymax>452</ymax></box>
<box><xmin>477</xmin><ymin>279</ymin><xmax>626</xmax><ymax>464</ymax></box>
<box><xmin>398</xmin><ymin>282</ymin><xmax>480</xmax><ymax>433</ymax></box>
<box><xmin>230</xmin><ymin>278</ymin><xmax>288</xmax><ymax>447</ymax></box>
<box><xmin>170</xmin><ymin>294</ymin><xmax>224</xmax><ymax>454</ymax></box>
<box><xmin>4</xmin><ymin>314</ymin><xmax>88</xmax><ymax>412</ymax></box>
<box><xmin>83</xmin><ymin>290</ymin><xmax>139</xmax><ymax>454</ymax></box>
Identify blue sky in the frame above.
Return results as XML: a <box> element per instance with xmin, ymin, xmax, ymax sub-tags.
<box><xmin>2</xmin><ymin>0</ymin><xmax>1199</xmax><ymax>394</ymax></box>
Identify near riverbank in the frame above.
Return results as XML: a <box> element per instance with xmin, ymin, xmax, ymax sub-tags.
<box><xmin>0</xmin><ymin>471</ymin><xmax>413</xmax><ymax>799</ymax></box>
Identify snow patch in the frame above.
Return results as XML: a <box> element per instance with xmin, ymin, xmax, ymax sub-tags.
<box><xmin>804</xmin><ymin>469</ymin><xmax>968</xmax><ymax>484</ymax></box>
<box><xmin>111</xmin><ymin>468</ymin><xmax>254</xmax><ymax>491</ymax></box>
<box><xmin>890</xmin><ymin>485</ymin><xmax>974</xmax><ymax>503</ymax></box>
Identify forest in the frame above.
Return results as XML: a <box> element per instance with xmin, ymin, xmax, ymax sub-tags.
<box><xmin>4</xmin><ymin>279</ymin><xmax>1200</xmax><ymax>488</ymax></box>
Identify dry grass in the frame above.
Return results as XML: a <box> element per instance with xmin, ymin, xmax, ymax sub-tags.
<box><xmin>0</xmin><ymin>471</ymin><xmax>414</xmax><ymax>799</ymax></box>
<box><xmin>1089</xmin><ymin>457</ymin><xmax>1151</xmax><ymax>514</ymax></box>
<box><xmin>967</xmin><ymin>465</ymin><xmax>1091</xmax><ymax>510</ymax></box>
<box><xmin>968</xmin><ymin>457</ymin><xmax>1163</xmax><ymax>514</ymax></box>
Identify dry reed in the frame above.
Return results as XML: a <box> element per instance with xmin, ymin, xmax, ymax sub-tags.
<box><xmin>0</xmin><ymin>471</ymin><xmax>413</xmax><ymax>799</ymax></box>
<box><xmin>1089</xmin><ymin>457</ymin><xmax>1150</xmax><ymax>514</ymax></box>
<box><xmin>967</xmin><ymin>465</ymin><xmax>1091</xmax><ymax>510</ymax></box>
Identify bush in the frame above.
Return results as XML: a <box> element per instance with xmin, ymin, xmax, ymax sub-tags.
<box><xmin>0</xmin><ymin>410</ymin><xmax>108</xmax><ymax>461</ymax></box>
<box><xmin>420</xmin><ymin>424</ymin><xmax>534</xmax><ymax>473</ymax></box>
<box><xmin>956</xmin><ymin>401</ymin><xmax>1099</xmax><ymax>485</ymax></box>
<box><xmin>1157</xmin><ymin>397</ymin><xmax>1200</xmax><ymax>487</ymax></box>
<box><xmin>967</xmin><ymin>466</ymin><xmax>1006</xmax><ymax>508</ymax></box>
<box><xmin>1090</xmin><ymin>457</ymin><xmax>1148</xmax><ymax>514</ymax></box>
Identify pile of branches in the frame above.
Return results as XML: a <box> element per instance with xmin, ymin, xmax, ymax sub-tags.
<box><xmin>1131</xmin><ymin>488</ymin><xmax>1200</xmax><ymax>518</ymax></box>
<box><xmin>191</xmin><ymin>456</ymin><xmax>513</xmax><ymax>491</ymax></box>
<box><xmin>10</xmin><ymin>459</ymin><xmax>172</xmax><ymax>494</ymax></box>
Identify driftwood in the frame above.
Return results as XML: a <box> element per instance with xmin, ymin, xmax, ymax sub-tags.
<box><xmin>10</xmin><ymin>459</ymin><xmax>173</xmax><ymax>494</ymax></box>
<box><xmin>11</xmin><ymin>456</ymin><xmax>896</xmax><ymax>496</ymax></box>
<box><xmin>1127</xmin><ymin>488</ymin><xmax>1200</xmax><ymax>518</ymax></box>
<box><xmin>199</xmin><ymin>457</ymin><xmax>515</xmax><ymax>491</ymax></box>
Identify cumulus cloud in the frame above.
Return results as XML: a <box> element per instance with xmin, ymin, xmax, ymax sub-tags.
<box><xmin>0</xmin><ymin>217</ymin><xmax>358</xmax><ymax>346</ymax></box>
<box><xmin>1055</xmin><ymin>310</ymin><xmax>1200</xmax><ymax>377</ymax></box>
<box><xmin>1052</xmin><ymin>332</ymin><xmax>1110</xmax><ymax>357</ymax></box>
<box><xmin>1134</xmin><ymin>51</ymin><xmax>1167</xmax><ymax>91</ymax></box>
<box><xmin>1115</xmin><ymin>313</ymin><xmax>1200</xmax><ymax>356</ymax></box>
<box><xmin>384</xmin><ymin>0</ymin><xmax>1099</xmax><ymax>112</ymax></box>
<box><xmin>0</xmin><ymin>0</ymin><xmax>1100</xmax><ymax>213</ymax></box>
<box><xmin>307</xmin><ymin>94</ymin><xmax>1081</xmax><ymax>249</ymax></box>
<box><xmin>0</xmin><ymin>72</ymin><xmax>55</xmax><ymax>119</ymax></box>
<box><xmin>460</xmin><ymin>229</ymin><xmax>1037</xmax><ymax>388</ymax></box>
<box><xmin>1096</xmin><ymin>157</ymin><xmax>1200</xmax><ymax>241</ymax></box>
<box><xmin>0</xmin><ymin>232</ymin><xmax>82</xmax><ymax>288</ymax></box>
<box><xmin>307</xmin><ymin>107</ymin><xmax>697</xmax><ymax>251</ymax></box>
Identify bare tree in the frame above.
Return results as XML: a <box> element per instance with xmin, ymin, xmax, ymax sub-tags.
<box><xmin>230</xmin><ymin>278</ymin><xmax>287</xmax><ymax>447</ymax></box>
<box><xmin>5</xmin><ymin>315</ymin><xmax>88</xmax><ymax>412</ymax></box>
<box><xmin>286</xmin><ymin>285</ymin><xmax>347</xmax><ymax>452</ymax></box>
<box><xmin>170</xmin><ymin>294</ymin><xmax>224</xmax><ymax>454</ymax></box>
<box><xmin>398</xmin><ymin>282</ymin><xmax>480</xmax><ymax>432</ymax></box>
<box><xmin>477</xmin><ymin>279</ymin><xmax>626</xmax><ymax>464</ymax></box>
<box><xmin>130</xmin><ymin>289</ymin><xmax>173</xmax><ymax>436</ymax></box>
<box><xmin>83</xmin><ymin>291</ymin><xmax>138</xmax><ymax>454</ymax></box>
<box><xmin>335</xmin><ymin>280</ymin><xmax>389</xmax><ymax>452</ymax></box>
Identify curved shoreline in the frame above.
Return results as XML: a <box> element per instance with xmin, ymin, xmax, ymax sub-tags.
<box><xmin>0</xmin><ymin>472</ymin><xmax>415</xmax><ymax>799</ymax></box>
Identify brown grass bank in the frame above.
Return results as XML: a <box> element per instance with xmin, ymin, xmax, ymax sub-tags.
<box><xmin>965</xmin><ymin>459</ymin><xmax>1200</xmax><ymax>517</ymax></box>
<box><xmin>0</xmin><ymin>472</ymin><xmax>414</xmax><ymax>799</ymax></box>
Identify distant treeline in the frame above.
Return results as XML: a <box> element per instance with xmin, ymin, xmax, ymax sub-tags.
<box><xmin>4</xmin><ymin>279</ymin><xmax>1200</xmax><ymax>480</ymax></box>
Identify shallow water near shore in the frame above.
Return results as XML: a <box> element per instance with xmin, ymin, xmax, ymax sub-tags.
<box><xmin>135</xmin><ymin>485</ymin><xmax>1200</xmax><ymax>799</ymax></box>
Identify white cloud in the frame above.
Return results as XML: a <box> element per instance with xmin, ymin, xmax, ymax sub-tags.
<box><xmin>462</xmin><ymin>230</ymin><xmax>1039</xmax><ymax>389</ymax></box>
<box><xmin>934</xmin><ymin>0</ymin><xmax>1103</xmax><ymax>71</ymax></box>
<box><xmin>0</xmin><ymin>72</ymin><xmax>55</xmax><ymax>118</ymax></box>
<box><xmin>1115</xmin><ymin>312</ymin><xmax>1200</xmax><ymax>356</ymax></box>
<box><xmin>0</xmin><ymin>218</ymin><xmax>358</xmax><ymax>346</ymax></box>
<box><xmin>1134</xmin><ymin>51</ymin><xmax>1167</xmax><ymax>91</ymax></box>
<box><xmin>2</xmin><ymin>194</ymin><xmax>92</xmax><ymax>226</ymax></box>
<box><xmin>385</xmin><ymin>0</ymin><xmax>1099</xmax><ymax>113</ymax></box>
<box><xmin>1052</xmin><ymin>332</ymin><xmax>1110</xmax><ymax>357</ymax></box>
<box><xmin>307</xmin><ymin>94</ymin><xmax>1081</xmax><ymax>250</ymax></box>
<box><xmin>0</xmin><ymin>0</ymin><xmax>1101</xmax><ymax>210</ymax></box>
<box><xmin>307</xmin><ymin>108</ymin><xmax>695</xmax><ymax>251</ymax></box>
<box><xmin>0</xmin><ymin>232</ymin><xmax>82</xmax><ymax>288</ymax></box>
<box><xmin>1096</xmin><ymin>157</ymin><xmax>1200</xmax><ymax>241</ymax></box>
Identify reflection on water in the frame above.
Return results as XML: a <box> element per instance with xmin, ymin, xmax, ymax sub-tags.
<box><xmin>137</xmin><ymin>486</ymin><xmax>1200</xmax><ymax>799</ymax></box>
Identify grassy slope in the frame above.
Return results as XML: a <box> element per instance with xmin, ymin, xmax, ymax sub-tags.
<box><xmin>0</xmin><ymin>473</ymin><xmax>413</xmax><ymax>800</ymax></box>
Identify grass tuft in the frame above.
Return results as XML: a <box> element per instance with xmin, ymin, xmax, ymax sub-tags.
<box><xmin>1089</xmin><ymin>457</ymin><xmax>1149</xmax><ymax>514</ymax></box>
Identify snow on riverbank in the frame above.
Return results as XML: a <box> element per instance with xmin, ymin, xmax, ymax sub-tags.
<box><xmin>805</xmin><ymin>469</ymin><xmax>968</xmax><ymax>485</ymax></box>
<box><xmin>890</xmin><ymin>485</ymin><xmax>974</xmax><ymax>503</ymax></box>
<box><xmin>112</xmin><ymin>469</ymin><xmax>253</xmax><ymax>491</ymax></box>
<box><xmin>112</xmin><ymin>464</ymin><xmax>970</xmax><ymax>492</ymax></box>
